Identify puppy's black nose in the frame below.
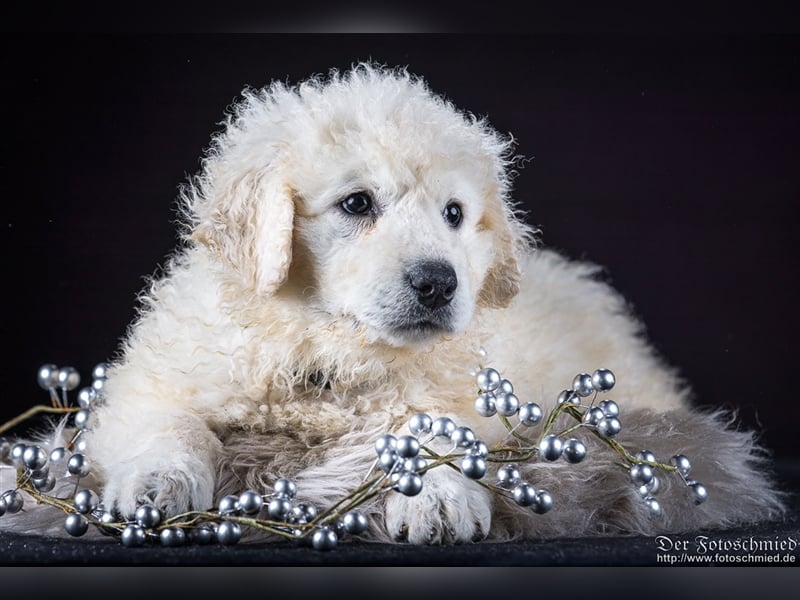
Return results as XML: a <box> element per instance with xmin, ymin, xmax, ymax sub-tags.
<box><xmin>408</xmin><ymin>261</ymin><xmax>458</xmax><ymax>310</ymax></box>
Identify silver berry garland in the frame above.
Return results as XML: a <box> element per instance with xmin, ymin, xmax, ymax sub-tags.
<box><xmin>0</xmin><ymin>352</ymin><xmax>709</xmax><ymax>550</ymax></box>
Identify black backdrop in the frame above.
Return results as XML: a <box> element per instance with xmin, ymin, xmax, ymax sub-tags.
<box><xmin>1</xmin><ymin>34</ymin><xmax>798</xmax><ymax>463</ymax></box>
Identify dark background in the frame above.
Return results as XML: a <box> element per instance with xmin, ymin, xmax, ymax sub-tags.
<box><xmin>1</xmin><ymin>34</ymin><xmax>798</xmax><ymax>465</ymax></box>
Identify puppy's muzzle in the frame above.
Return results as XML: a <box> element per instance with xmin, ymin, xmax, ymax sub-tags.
<box><xmin>408</xmin><ymin>261</ymin><xmax>458</xmax><ymax>311</ymax></box>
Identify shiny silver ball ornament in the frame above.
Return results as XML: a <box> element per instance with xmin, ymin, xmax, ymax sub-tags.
<box><xmin>160</xmin><ymin>527</ymin><xmax>187</xmax><ymax>547</ymax></box>
<box><xmin>476</xmin><ymin>368</ymin><xmax>502</xmax><ymax>392</ymax></box>
<box><xmin>451</xmin><ymin>426</ymin><xmax>476</xmax><ymax>448</ymax></box>
<box><xmin>311</xmin><ymin>527</ymin><xmax>338</xmax><ymax>551</ymax></box>
<box><xmin>557</xmin><ymin>389</ymin><xmax>580</xmax><ymax>405</ymax></box>
<box><xmin>496</xmin><ymin>464</ymin><xmax>521</xmax><ymax>489</ymax></box>
<box><xmin>33</xmin><ymin>473</ymin><xmax>56</xmax><ymax>492</ymax></box>
<box><xmin>591</xmin><ymin>368</ymin><xmax>616</xmax><ymax>392</ymax></box>
<box><xmin>460</xmin><ymin>455</ymin><xmax>487</xmax><ymax>480</ymax></box>
<box><xmin>498</xmin><ymin>378</ymin><xmax>514</xmax><ymax>394</ymax></box>
<box><xmin>539</xmin><ymin>434</ymin><xmax>564</xmax><ymax>461</ymax></box>
<box><xmin>688</xmin><ymin>481</ymin><xmax>708</xmax><ymax>505</ymax></box>
<box><xmin>94</xmin><ymin>508</ymin><xmax>118</xmax><ymax>536</ymax></box>
<box><xmin>218</xmin><ymin>495</ymin><xmax>241</xmax><ymax>515</ymax></box>
<box><xmin>56</xmin><ymin>366</ymin><xmax>80</xmax><ymax>391</ymax></box>
<box><xmin>374</xmin><ymin>434</ymin><xmax>397</xmax><ymax>456</ymax></box>
<box><xmin>73</xmin><ymin>489</ymin><xmax>99</xmax><ymax>514</ymax></box>
<box><xmin>396</xmin><ymin>435</ymin><xmax>421</xmax><ymax>458</ymax></box>
<box><xmin>342</xmin><ymin>510</ymin><xmax>369</xmax><ymax>535</ymax></box>
<box><xmin>404</xmin><ymin>456</ymin><xmax>428</xmax><ymax>473</ymax></box>
<box><xmin>562</xmin><ymin>438</ymin><xmax>587</xmax><ymax>463</ymax></box>
<box><xmin>22</xmin><ymin>445</ymin><xmax>48</xmax><ymax>470</ymax></box>
<box><xmin>216</xmin><ymin>521</ymin><xmax>242</xmax><ymax>545</ymax></box>
<box><xmin>394</xmin><ymin>471</ymin><xmax>423</xmax><ymax>496</ymax></box>
<box><xmin>91</xmin><ymin>378</ymin><xmax>105</xmax><ymax>393</ymax></box>
<box><xmin>469</xmin><ymin>440</ymin><xmax>489</xmax><ymax>459</ymax></box>
<box><xmin>572</xmin><ymin>373</ymin><xmax>594</xmax><ymax>397</ymax></box>
<box><xmin>49</xmin><ymin>447</ymin><xmax>67</xmax><ymax>464</ymax></box>
<box><xmin>431</xmin><ymin>416</ymin><xmax>456</xmax><ymax>439</ymax></box>
<box><xmin>379</xmin><ymin>449</ymin><xmax>400</xmax><ymax>473</ymax></box>
<box><xmin>238</xmin><ymin>490</ymin><xmax>264</xmax><ymax>515</ymax></box>
<box><xmin>267</xmin><ymin>497</ymin><xmax>292</xmax><ymax>520</ymax></box>
<box><xmin>495</xmin><ymin>392</ymin><xmax>520</xmax><ymax>417</ymax></box>
<box><xmin>408</xmin><ymin>413</ymin><xmax>433</xmax><ymax>436</ymax></box>
<box><xmin>121</xmin><ymin>524</ymin><xmax>147</xmax><ymax>547</ymax></box>
<box><xmin>512</xmin><ymin>482</ymin><xmax>537</xmax><ymax>506</ymax></box>
<box><xmin>583</xmin><ymin>406</ymin><xmax>605</xmax><ymax>426</ymax></box>
<box><xmin>64</xmin><ymin>513</ymin><xmax>89</xmax><ymax>537</ymax></box>
<box><xmin>2</xmin><ymin>490</ymin><xmax>23</xmax><ymax>513</ymax></box>
<box><xmin>92</xmin><ymin>362</ymin><xmax>108</xmax><ymax>381</ymax></box>
<box><xmin>190</xmin><ymin>524</ymin><xmax>216</xmax><ymax>545</ymax></box>
<box><xmin>597</xmin><ymin>417</ymin><xmax>622</xmax><ymax>438</ymax></box>
<box><xmin>134</xmin><ymin>503</ymin><xmax>162</xmax><ymax>528</ymax></box>
<box><xmin>293</xmin><ymin>502</ymin><xmax>318</xmax><ymax>522</ymax></box>
<box><xmin>74</xmin><ymin>437</ymin><xmax>88</xmax><ymax>453</ymax></box>
<box><xmin>9</xmin><ymin>443</ymin><xmax>27</xmax><ymax>466</ymax></box>
<box><xmin>644</xmin><ymin>496</ymin><xmax>662</xmax><ymax>517</ymax></box>
<box><xmin>636</xmin><ymin>450</ymin><xmax>657</xmax><ymax>464</ymax></box>
<box><xmin>67</xmin><ymin>453</ymin><xmax>90</xmax><ymax>477</ymax></box>
<box><xmin>670</xmin><ymin>454</ymin><xmax>692</xmax><ymax>477</ymax></box>
<box><xmin>37</xmin><ymin>364</ymin><xmax>60</xmax><ymax>390</ymax></box>
<box><xmin>598</xmin><ymin>399</ymin><xmax>620</xmax><ymax>418</ymax></box>
<box><xmin>474</xmin><ymin>392</ymin><xmax>497</xmax><ymax>417</ymax></box>
<box><xmin>77</xmin><ymin>387</ymin><xmax>97</xmax><ymax>409</ymax></box>
<box><xmin>518</xmin><ymin>402</ymin><xmax>543</xmax><ymax>426</ymax></box>
<box><xmin>532</xmin><ymin>489</ymin><xmax>554</xmax><ymax>514</ymax></box>
<box><xmin>630</xmin><ymin>463</ymin><xmax>655</xmax><ymax>486</ymax></box>
<box><xmin>73</xmin><ymin>408</ymin><xmax>91</xmax><ymax>430</ymax></box>
<box><xmin>273</xmin><ymin>478</ymin><xmax>297</xmax><ymax>499</ymax></box>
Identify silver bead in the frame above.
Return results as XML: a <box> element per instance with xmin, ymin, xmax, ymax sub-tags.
<box><xmin>2</xmin><ymin>490</ymin><xmax>23</xmax><ymax>513</ymax></box>
<box><xmin>218</xmin><ymin>494</ymin><xmax>241</xmax><ymax>515</ymax></box>
<box><xmin>267</xmin><ymin>497</ymin><xmax>292</xmax><ymax>520</ymax></box>
<box><xmin>597</xmin><ymin>417</ymin><xmax>621</xmax><ymax>438</ymax></box>
<box><xmin>378</xmin><ymin>449</ymin><xmax>400</xmax><ymax>473</ymax></box>
<box><xmin>73</xmin><ymin>409</ymin><xmax>91</xmax><ymax>430</ymax></box>
<box><xmin>374</xmin><ymin>434</ymin><xmax>397</xmax><ymax>456</ymax></box>
<box><xmin>496</xmin><ymin>464</ymin><xmax>521</xmax><ymax>488</ymax></box>
<box><xmin>670</xmin><ymin>454</ymin><xmax>692</xmax><ymax>477</ymax></box>
<box><xmin>518</xmin><ymin>402</ymin><xmax>543</xmax><ymax>426</ymax></box>
<box><xmin>121</xmin><ymin>524</ymin><xmax>147</xmax><ymax>547</ymax></box>
<box><xmin>582</xmin><ymin>406</ymin><xmax>605</xmax><ymax>426</ymax></box>
<box><xmin>135</xmin><ymin>503</ymin><xmax>162</xmax><ymax>528</ymax></box>
<box><xmin>64</xmin><ymin>513</ymin><xmax>89</xmax><ymax>537</ymax></box>
<box><xmin>92</xmin><ymin>362</ymin><xmax>108</xmax><ymax>381</ymax></box>
<box><xmin>562</xmin><ymin>438</ymin><xmax>587</xmax><ymax>463</ymax></box>
<box><xmin>238</xmin><ymin>490</ymin><xmax>264</xmax><ymax>515</ymax></box>
<box><xmin>77</xmin><ymin>387</ymin><xmax>97</xmax><ymax>409</ymax></box>
<box><xmin>469</xmin><ymin>440</ymin><xmax>489</xmax><ymax>458</ymax></box>
<box><xmin>644</xmin><ymin>496</ymin><xmax>662</xmax><ymax>516</ymax></box>
<box><xmin>476</xmin><ymin>368</ymin><xmax>502</xmax><ymax>392</ymax></box>
<box><xmin>637</xmin><ymin>475</ymin><xmax>661</xmax><ymax>497</ymax></box>
<box><xmin>33</xmin><ymin>474</ymin><xmax>56</xmax><ymax>492</ymax></box>
<box><xmin>512</xmin><ymin>482</ymin><xmax>537</xmax><ymax>506</ymax></box>
<box><xmin>56</xmin><ymin>366</ymin><xmax>80</xmax><ymax>391</ymax></box>
<box><xmin>630</xmin><ymin>463</ymin><xmax>655</xmax><ymax>486</ymax></box>
<box><xmin>0</xmin><ymin>495</ymin><xmax>6</xmax><ymax>517</ymax></box>
<box><xmin>396</xmin><ymin>435</ymin><xmax>421</xmax><ymax>458</ymax></box>
<box><xmin>598</xmin><ymin>399</ymin><xmax>620</xmax><ymax>418</ymax></box>
<box><xmin>572</xmin><ymin>373</ymin><xmax>594</xmax><ymax>397</ymax></box>
<box><xmin>94</xmin><ymin>508</ymin><xmax>118</xmax><ymax>536</ymax></box>
<box><xmin>688</xmin><ymin>481</ymin><xmax>708</xmax><ymax>505</ymax></box>
<box><xmin>498</xmin><ymin>378</ymin><xmax>514</xmax><ymax>394</ymax></box>
<box><xmin>539</xmin><ymin>434</ymin><xmax>564</xmax><ymax>461</ymax></box>
<box><xmin>190</xmin><ymin>524</ymin><xmax>216</xmax><ymax>545</ymax></box>
<box><xmin>460</xmin><ymin>455</ymin><xmax>487</xmax><ymax>480</ymax></box>
<box><xmin>49</xmin><ymin>447</ymin><xmax>67</xmax><ymax>464</ymax></box>
<box><xmin>73</xmin><ymin>489</ymin><xmax>99</xmax><ymax>514</ymax></box>
<box><xmin>293</xmin><ymin>502</ymin><xmax>318</xmax><ymax>522</ymax></box>
<box><xmin>9</xmin><ymin>443</ymin><xmax>27</xmax><ymax>466</ymax></box>
<box><xmin>591</xmin><ymin>368</ymin><xmax>616</xmax><ymax>392</ymax></box>
<box><xmin>91</xmin><ymin>378</ymin><xmax>105</xmax><ymax>393</ymax></box>
<box><xmin>22</xmin><ymin>445</ymin><xmax>48</xmax><ymax>471</ymax></box>
<box><xmin>495</xmin><ymin>392</ymin><xmax>520</xmax><ymax>416</ymax></box>
<box><xmin>216</xmin><ymin>521</ymin><xmax>242</xmax><ymax>545</ymax></box>
<box><xmin>532</xmin><ymin>489</ymin><xmax>554</xmax><ymax>514</ymax></box>
<box><xmin>74</xmin><ymin>437</ymin><xmax>88</xmax><ymax>453</ymax></box>
<box><xmin>431</xmin><ymin>417</ymin><xmax>456</xmax><ymax>439</ymax></box>
<box><xmin>450</xmin><ymin>426</ymin><xmax>476</xmax><ymax>448</ymax></box>
<box><xmin>636</xmin><ymin>450</ymin><xmax>657</xmax><ymax>464</ymax></box>
<box><xmin>408</xmin><ymin>413</ymin><xmax>433</xmax><ymax>435</ymax></box>
<box><xmin>311</xmin><ymin>527</ymin><xmax>338</xmax><ymax>551</ymax></box>
<box><xmin>557</xmin><ymin>389</ymin><xmax>580</xmax><ymax>405</ymax></box>
<box><xmin>160</xmin><ymin>527</ymin><xmax>187</xmax><ymax>547</ymax></box>
<box><xmin>474</xmin><ymin>392</ymin><xmax>497</xmax><ymax>417</ymax></box>
<box><xmin>66</xmin><ymin>453</ymin><xmax>90</xmax><ymax>477</ymax></box>
<box><xmin>394</xmin><ymin>471</ymin><xmax>423</xmax><ymax>496</ymax></box>
<box><xmin>342</xmin><ymin>510</ymin><xmax>369</xmax><ymax>535</ymax></box>
<box><xmin>37</xmin><ymin>364</ymin><xmax>60</xmax><ymax>390</ymax></box>
<box><xmin>273</xmin><ymin>478</ymin><xmax>297</xmax><ymax>499</ymax></box>
<box><xmin>404</xmin><ymin>456</ymin><xmax>428</xmax><ymax>473</ymax></box>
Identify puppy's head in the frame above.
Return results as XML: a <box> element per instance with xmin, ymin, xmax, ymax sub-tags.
<box><xmin>189</xmin><ymin>64</ymin><xmax>534</xmax><ymax>347</ymax></box>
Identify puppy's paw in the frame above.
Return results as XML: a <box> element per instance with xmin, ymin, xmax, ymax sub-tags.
<box><xmin>384</xmin><ymin>466</ymin><xmax>492</xmax><ymax>544</ymax></box>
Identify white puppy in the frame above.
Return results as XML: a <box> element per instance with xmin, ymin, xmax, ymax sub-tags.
<box><xmin>78</xmin><ymin>63</ymin><xmax>782</xmax><ymax>544</ymax></box>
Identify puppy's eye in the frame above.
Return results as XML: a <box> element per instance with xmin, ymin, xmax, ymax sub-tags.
<box><xmin>443</xmin><ymin>201</ymin><xmax>463</xmax><ymax>228</ymax></box>
<box><xmin>340</xmin><ymin>192</ymin><xmax>373</xmax><ymax>216</ymax></box>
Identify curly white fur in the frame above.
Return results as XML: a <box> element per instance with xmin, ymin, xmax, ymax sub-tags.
<box><xmin>0</xmin><ymin>63</ymin><xmax>786</xmax><ymax>544</ymax></box>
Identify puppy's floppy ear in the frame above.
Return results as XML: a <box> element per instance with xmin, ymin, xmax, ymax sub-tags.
<box><xmin>191</xmin><ymin>168</ymin><xmax>295</xmax><ymax>296</ymax></box>
<box><xmin>477</xmin><ymin>198</ymin><xmax>530</xmax><ymax>309</ymax></box>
